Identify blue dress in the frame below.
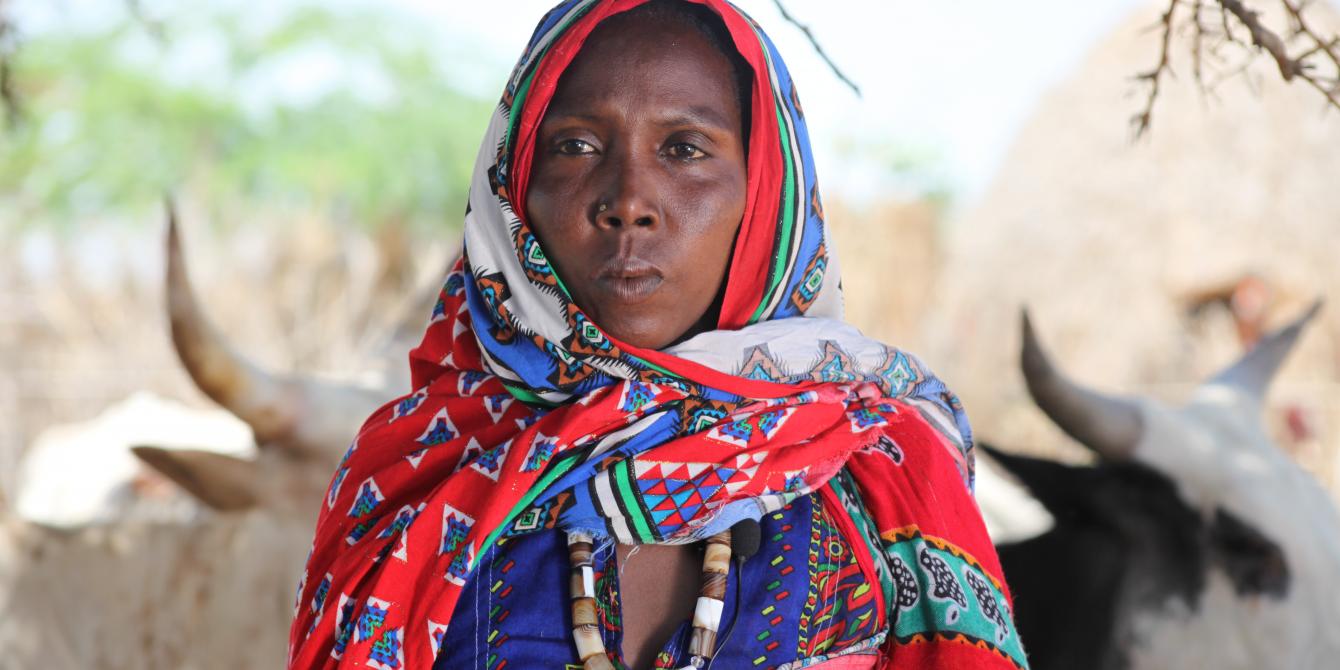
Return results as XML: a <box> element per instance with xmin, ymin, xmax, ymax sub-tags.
<box><xmin>433</xmin><ymin>492</ymin><xmax>884</xmax><ymax>669</ymax></box>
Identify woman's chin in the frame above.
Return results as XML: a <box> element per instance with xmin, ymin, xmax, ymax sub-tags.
<box><xmin>596</xmin><ymin>314</ymin><xmax>687</xmax><ymax>352</ymax></box>
<box><xmin>582</xmin><ymin>292</ymin><xmax>713</xmax><ymax>352</ymax></box>
<box><xmin>604</xmin><ymin>324</ymin><xmax>674</xmax><ymax>351</ymax></box>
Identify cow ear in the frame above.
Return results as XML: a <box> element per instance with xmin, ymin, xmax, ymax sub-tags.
<box><xmin>1208</xmin><ymin>507</ymin><xmax>1290</xmax><ymax>599</ymax></box>
<box><xmin>131</xmin><ymin>446</ymin><xmax>261</xmax><ymax>511</ymax></box>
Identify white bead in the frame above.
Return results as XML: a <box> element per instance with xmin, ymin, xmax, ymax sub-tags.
<box><xmin>692</xmin><ymin>596</ymin><xmax>724</xmax><ymax>632</ymax></box>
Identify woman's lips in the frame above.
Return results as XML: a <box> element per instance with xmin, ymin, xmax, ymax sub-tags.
<box><xmin>596</xmin><ymin>260</ymin><xmax>664</xmax><ymax>303</ymax></box>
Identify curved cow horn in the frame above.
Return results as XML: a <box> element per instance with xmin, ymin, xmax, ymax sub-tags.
<box><xmin>165</xmin><ymin>202</ymin><xmax>391</xmax><ymax>461</ymax></box>
<box><xmin>1020</xmin><ymin>309</ymin><xmax>1144</xmax><ymax>460</ymax></box>
<box><xmin>1208</xmin><ymin>299</ymin><xmax>1323</xmax><ymax>404</ymax></box>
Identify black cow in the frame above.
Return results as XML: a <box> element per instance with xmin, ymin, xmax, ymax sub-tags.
<box><xmin>988</xmin><ymin>445</ymin><xmax>1287</xmax><ymax>670</ymax></box>
<box><xmin>983</xmin><ymin>306</ymin><xmax>1336</xmax><ymax>670</ymax></box>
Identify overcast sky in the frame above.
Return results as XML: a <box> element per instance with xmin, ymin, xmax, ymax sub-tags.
<box><xmin>15</xmin><ymin>0</ymin><xmax>1159</xmax><ymax>204</ymax></box>
<box><xmin>399</xmin><ymin>0</ymin><xmax>1151</xmax><ymax>203</ymax></box>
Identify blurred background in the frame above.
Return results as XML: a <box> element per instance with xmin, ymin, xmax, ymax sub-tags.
<box><xmin>1</xmin><ymin>0</ymin><xmax>1338</xmax><ymax>667</ymax></box>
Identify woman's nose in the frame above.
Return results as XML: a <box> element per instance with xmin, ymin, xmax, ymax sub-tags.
<box><xmin>593</xmin><ymin>153</ymin><xmax>660</xmax><ymax>229</ymax></box>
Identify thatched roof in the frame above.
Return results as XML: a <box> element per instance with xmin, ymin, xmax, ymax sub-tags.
<box><xmin>921</xmin><ymin>3</ymin><xmax>1340</xmax><ymax>477</ymax></box>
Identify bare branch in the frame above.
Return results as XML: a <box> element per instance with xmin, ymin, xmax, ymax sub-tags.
<box><xmin>1219</xmin><ymin>0</ymin><xmax>1303</xmax><ymax>79</ymax></box>
<box><xmin>1281</xmin><ymin>0</ymin><xmax>1340</xmax><ymax>74</ymax></box>
<box><xmin>1132</xmin><ymin>1</ymin><xmax>1182</xmax><ymax>138</ymax></box>
<box><xmin>1137</xmin><ymin>0</ymin><xmax>1340</xmax><ymax>133</ymax></box>
<box><xmin>1206</xmin><ymin>52</ymin><xmax>1258</xmax><ymax>94</ymax></box>
<box><xmin>1295</xmin><ymin>37</ymin><xmax>1338</xmax><ymax>63</ymax></box>
<box><xmin>1192</xmin><ymin>0</ymin><xmax>1208</xmax><ymax>88</ymax></box>
<box><xmin>769</xmin><ymin>0</ymin><xmax>861</xmax><ymax>97</ymax></box>
<box><xmin>1218</xmin><ymin>0</ymin><xmax>1340</xmax><ymax>113</ymax></box>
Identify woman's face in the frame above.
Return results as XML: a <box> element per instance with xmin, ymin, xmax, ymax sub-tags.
<box><xmin>525</xmin><ymin>12</ymin><xmax>748</xmax><ymax>351</ymax></box>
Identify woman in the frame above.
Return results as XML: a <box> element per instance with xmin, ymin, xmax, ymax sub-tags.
<box><xmin>289</xmin><ymin>1</ymin><xmax>1028</xmax><ymax>669</ymax></box>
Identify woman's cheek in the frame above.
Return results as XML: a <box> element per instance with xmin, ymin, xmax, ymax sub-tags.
<box><xmin>672</xmin><ymin>186</ymin><xmax>729</xmax><ymax>233</ymax></box>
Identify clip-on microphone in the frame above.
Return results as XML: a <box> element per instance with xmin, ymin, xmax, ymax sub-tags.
<box><xmin>730</xmin><ymin>518</ymin><xmax>761</xmax><ymax>563</ymax></box>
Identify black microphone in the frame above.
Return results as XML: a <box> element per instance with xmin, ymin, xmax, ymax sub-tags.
<box><xmin>731</xmin><ymin>518</ymin><xmax>761</xmax><ymax>562</ymax></box>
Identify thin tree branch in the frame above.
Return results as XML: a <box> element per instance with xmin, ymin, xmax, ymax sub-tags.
<box><xmin>1281</xmin><ymin>0</ymin><xmax>1340</xmax><ymax>74</ymax></box>
<box><xmin>769</xmin><ymin>0</ymin><xmax>861</xmax><ymax>97</ymax></box>
<box><xmin>1219</xmin><ymin>0</ymin><xmax>1302</xmax><ymax>79</ymax></box>
<box><xmin>1192</xmin><ymin>0</ymin><xmax>1208</xmax><ymax>88</ymax></box>
<box><xmin>1218</xmin><ymin>0</ymin><xmax>1340</xmax><ymax>112</ymax></box>
<box><xmin>1295</xmin><ymin>37</ymin><xmax>1338</xmax><ymax>63</ymax></box>
<box><xmin>1132</xmin><ymin>1</ymin><xmax>1181</xmax><ymax>137</ymax></box>
<box><xmin>1137</xmin><ymin>0</ymin><xmax>1340</xmax><ymax>134</ymax></box>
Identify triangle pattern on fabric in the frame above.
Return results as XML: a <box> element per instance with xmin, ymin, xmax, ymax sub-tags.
<box><xmin>644</xmin><ymin>493</ymin><xmax>671</xmax><ymax>513</ymax></box>
<box><xmin>642</xmin><ymin>479</ymin><xmax>671</xmax><ymax>496</ymax></box>
<box><xmin>650</xmin><ymin>506</ymin><xmax>686</xmax><ymax>528</ymax></box>
<box><xmin>670</xmin><ymin>487</ymin><xmax>699</xmax><ymax>509</ymax></box>
<box><xmin>821</xmin><ymin>356</ymin><xmax>846</xmax><ymax>380</ymax></box>
<box><xmin>650</xmin><ymin>491</ymin><xmax>681</xmax><ymax>512</ymax></box>
<box><xmin>661</xmin><ymin>479</ymin><xmax>689</xmax><ymax>501</ymax></box>
<box><xmin>417</xmin><ymin>409</ymin><xmax>457</xmax><ymax>446</ymax></box>
<box><xmin>657</xmin><ymin>463</ymin><xmax>688</xmax><ymax>481</ymax></box>
<box><xmin>635</xmin><ymin>461</ymin><xmax>751</xmax><ymax>533</ymax></box>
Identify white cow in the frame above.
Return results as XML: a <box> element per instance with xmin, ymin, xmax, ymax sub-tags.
<box><xmin>14</xmin><ymin>391</ymin><xmax>254</xmax><ymax>526</ymax></box>
<box><xmin>993</xmin><ymin>304</ymin><xmax>1340</xmax><ymax>669</ymax></box>
<box><xmin>0</xmin><ymin>212</ymin><xmax>392</xmax><ymax>669</ymax></box>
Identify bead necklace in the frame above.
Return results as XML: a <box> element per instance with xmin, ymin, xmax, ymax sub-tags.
<box><xmin>567</xmin><ymin>529</ymin><xmax>733</xmax><ymax>670</ymax></box>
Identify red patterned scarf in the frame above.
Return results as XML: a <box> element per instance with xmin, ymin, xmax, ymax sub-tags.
<box><xmin>287</xmin><ymin>2</ymin><xmax>1020</xmax><ymax>669</ymax></box>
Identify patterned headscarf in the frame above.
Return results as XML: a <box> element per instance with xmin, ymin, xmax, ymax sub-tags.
<box><xmin>462</xmin><ymin>0</ymin><xmax>843</xmax><ymax>405</ymax></box>
<box><xmin>288</xmin><ymin>2</ymin><xmax>982</xmax><ymax>668</ymax></box>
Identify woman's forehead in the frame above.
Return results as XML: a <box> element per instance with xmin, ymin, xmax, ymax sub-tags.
<box><xmin>545</xmin><ymin>13</ymin><xmax>743</xmax><ymax>121</ymax></box>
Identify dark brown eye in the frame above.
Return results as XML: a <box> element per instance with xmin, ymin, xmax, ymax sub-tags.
<box><xmin>556</xmin><ymin>139</ymin><xmax>596</xmax><ymax>155</ymax></box>
<box><xmin>666</xmin><ymin>142</ymin><xmax>707</xmax><ymax>160</ymax></box>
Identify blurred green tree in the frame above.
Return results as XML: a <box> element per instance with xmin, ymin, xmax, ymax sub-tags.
<box><xmin>0</xmin><ymin>6</ymin><xmax>492</xmax><ymax>232</ymax></box>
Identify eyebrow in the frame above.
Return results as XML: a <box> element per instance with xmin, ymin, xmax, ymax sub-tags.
<box><xmin>655</xmin><ymin>106</ymin><xmax>736</xmax><ymax>133</ymax></box>
<box><xmin>541</xmin><ymin>105</ymin><xmax>737</xmax><ymax>133</ymax></box>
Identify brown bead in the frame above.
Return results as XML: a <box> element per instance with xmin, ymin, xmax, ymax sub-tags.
<box><xmin>703</xmin><ymin>539</ymin><xmax>732</xmax><ymax>575</ymax></box>
<box><xmin>572</xmin><ymin>597</ymin><xmax>599</xmax><ymax>627</ymax></box>
<box><xmin>574</xmin><ymin>622</ymin><xmax>605</xmax><ymax>660</ymax></box>
<box><xmin>700</xmin><ymin>572</ymin><xmax>728</xmax><ymax>600</ymax></box>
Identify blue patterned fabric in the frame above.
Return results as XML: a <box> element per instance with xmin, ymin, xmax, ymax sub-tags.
<box><xmin>433</xmin><ymin>492</ymin><xmax>884</xmax><ymax>669</ymax></box>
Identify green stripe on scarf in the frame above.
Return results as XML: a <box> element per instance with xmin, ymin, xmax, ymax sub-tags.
<box><xmin>476</xmin><ymin>450</ymin><xmax>585</xmax><ymax>570</ymax></box>
<box><xmin>612</xmin><ymin>458</ymin><xmax>657</xmax><ymax>542</ymax></box>
<box><xmin>749</xmin><ymin>38</ymin><xmax>799</xmax><ymax>324</ymax></box>
<box><xmin>503</xmin><ymin>383</ymin><xmax>558</xmax><ymax>408</ymax></box>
